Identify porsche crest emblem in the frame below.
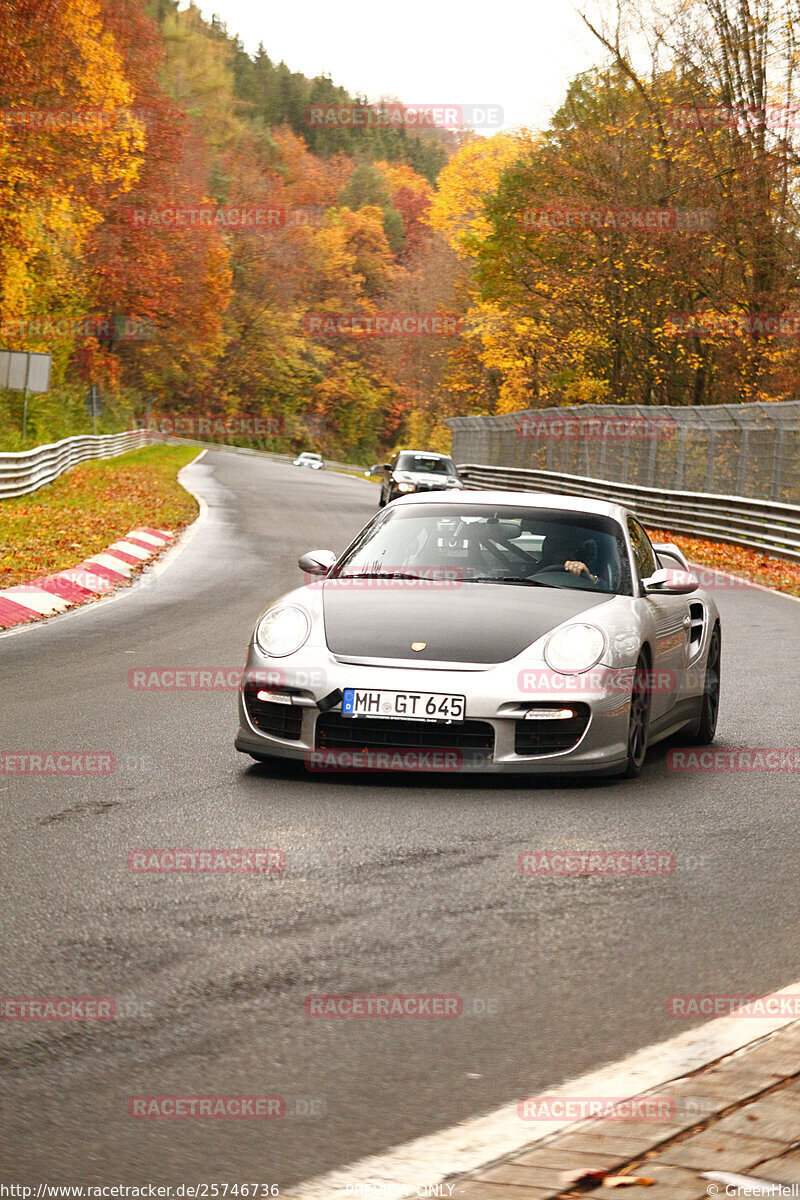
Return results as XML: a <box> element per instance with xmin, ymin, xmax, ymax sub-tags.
<box><xmin>411</xmin><ymin>641</ymin><xmax>427</xmax><ymax>652</ymax></box>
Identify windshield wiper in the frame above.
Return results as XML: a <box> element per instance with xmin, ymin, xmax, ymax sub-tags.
<box><xmin>335</xmin><ymin>571</ymin><xmax>432</xmax><ymax>581</ymax></box>
<box><xmin>466</xmin><ymin>575</ymin><xmax>559</xmax><ymax>587</ymax></box>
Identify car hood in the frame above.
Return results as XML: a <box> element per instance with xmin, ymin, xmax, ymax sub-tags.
<box><xmin>321</xmin><ymin>581</ymin><xmax>612</xmax><ymax>664</ymax></box>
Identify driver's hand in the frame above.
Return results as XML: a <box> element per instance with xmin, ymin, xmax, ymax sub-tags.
<box><xmin>564</xmin><ymin>560</ymin><xmax>597</xmax><ymax>582</ymax></box>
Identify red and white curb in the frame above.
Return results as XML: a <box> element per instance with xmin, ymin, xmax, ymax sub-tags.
<box><xmin>0</xmin><ymin>527</ymin><xmax>173</xmax><ymax>630</ymax></box>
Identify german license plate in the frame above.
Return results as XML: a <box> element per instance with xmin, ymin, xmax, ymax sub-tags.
<box><xmin>342</xmin><ymin>688</ymin><xmax>466</xmax><ymax>722</ymax></box>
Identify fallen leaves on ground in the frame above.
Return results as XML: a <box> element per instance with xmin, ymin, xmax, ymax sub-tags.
<box><xmin>647</xmin><ymin>528</ymin><xmax>800</xmax><ymax>598</ymax></box>
<box><xmin>0</xmin><ymin>447</ymin><xmax>199</xmax><ymax>589</ymax></box>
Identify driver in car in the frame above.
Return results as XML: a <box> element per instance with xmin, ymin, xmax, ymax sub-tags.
<box><xmin>538</xmin><ymin>531</ymin><xmax>599</xmax><ymax>584</ymax></box>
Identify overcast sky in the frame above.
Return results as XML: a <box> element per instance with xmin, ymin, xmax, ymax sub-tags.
<box><xmin>184</xmin><ymin>0</ymin><xmax>603</xmax><ymax>133</ymax></box>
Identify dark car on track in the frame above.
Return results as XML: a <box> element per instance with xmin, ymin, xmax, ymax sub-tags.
<box><xmin>379</xmin><ymin>450</ymin><xmax>464</xmax><ymax>506</ymax></box>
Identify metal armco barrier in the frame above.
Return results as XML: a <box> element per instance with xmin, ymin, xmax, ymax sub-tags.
<box><xmin>457</xmin><ymin>464</ymin><xmax>800</xmax><ymax>563</ymax></box>
<box><xmin>0</xmin><ymin>430</ymin><xmax>151</xmax><ymax>499</ymax></box>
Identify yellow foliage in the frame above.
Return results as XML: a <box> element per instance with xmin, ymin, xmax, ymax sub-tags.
<box><xmin>0</xmin><ymin>0</ymin><xmax>143</xmax><ymax>343</ymax></box>
<box><xmin>372</xmin><ymin>160</ymin><xmax>433</xmax><ymax>202</ymax></box>
<box><xmin>426</xmin><ymin>132</ymin><xmax>526</xmax><ymax>255</ymax></box>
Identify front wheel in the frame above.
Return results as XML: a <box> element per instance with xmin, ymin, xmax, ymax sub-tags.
<box><xmin>621</xmin><ymin>652</ymin><xmax>651</xmax><ymax>778</ymax></box>
<box><xmin>687</xmin><ymin>626</ymin><xmax>721</xmax><ymax>745</ymax></box>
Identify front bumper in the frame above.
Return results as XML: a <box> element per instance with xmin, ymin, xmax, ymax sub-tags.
<box><xmin>234</xmin><ymin>646</ymin><xmax>632</xmax><ymax>775</ymax></box>
<box><xmin>401</xmin><ymin>485</ymin><xmax>463</xmax><ymax>495</ymax></box>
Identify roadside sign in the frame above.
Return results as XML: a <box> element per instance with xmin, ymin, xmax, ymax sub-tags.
<box><xmin>26</xmin><ymin>352</ymin><xmax>52</xmax><ymax>394</ymax></box>
<box><xmin>0</xmin><ymin>350</ymin><xmax>51</xmax><ymax>394</ymax></box>
<box><xmin>7</xmin><ymin>351</ymin><xmax>30</xmax><ymax>391</ymax></box>
<box><xmin>0</xmin><ymin>349</ymin><xmax>53</xmax><ymax>437</ymax></box>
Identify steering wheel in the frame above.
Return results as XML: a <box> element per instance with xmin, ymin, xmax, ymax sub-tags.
<box><xmin>532</xmin><ymin>566</ymin><xmax>598</xmax><ymax>589</ymax></box>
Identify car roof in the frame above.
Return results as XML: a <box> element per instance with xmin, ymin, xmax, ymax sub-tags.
<box><xmin>391</xmin><ymin>488</ymin><xmax>627</xmax><ymax>521</ymax></box>
<box><xmin>396</xmin><ymin>450</ymin><xmax>453</xmax><ymax>459</ymax></box>
<box><xmin>299</xmin><ymin>451</ymin><xmax>321</xmax><ymax>456</ymax></box>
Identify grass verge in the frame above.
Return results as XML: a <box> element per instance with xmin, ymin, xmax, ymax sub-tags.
<box><xmin>647</xmin><ymin>527</ymin><xmax>800</xmax><ymax>598</ymax></box>
<box><xmin>0</xmin><ymin>445</ymin><xmax>200</xmax><ymax>589</ymax></box>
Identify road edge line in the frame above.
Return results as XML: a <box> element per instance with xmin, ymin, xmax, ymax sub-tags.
<box><xmin>284</xmin><ymin>978</ymin><xmax>800</xmax><ymax>1198</ymax></box>
<box><xmin>688</xmin><ymin>559</ymin><xmax>800</xmax><ymax>604</ymax></box>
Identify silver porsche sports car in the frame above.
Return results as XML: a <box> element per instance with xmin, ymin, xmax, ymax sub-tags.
<box><xmin>235</xmin><ymin>492</ymin><xmax>721</xmax><ymax>778</ymax></box>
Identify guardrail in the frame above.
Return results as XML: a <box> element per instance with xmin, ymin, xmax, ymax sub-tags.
<box><xmin>0</xmin><ymin>430</ymin><xmax>367</xmax><ymax>500</ymax></box>
<box><xmin>457</xmin><ymin>463</ymin><xmax>800</xmax><ymax>563</ymax></box>
<box><xmin>0</xmin><ymin>430</ymin><xmax>151</xmax><ymax>499</ymax></box>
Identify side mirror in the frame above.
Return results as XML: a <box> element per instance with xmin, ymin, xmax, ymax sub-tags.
<box><xmin>644</xmin><ymin>568</ymin><xmax>698</xmax><ymax>595</ymax></box>
<box><xmin>652</xmin><ymin>541</ymin><xmax>690</xmax><ymax>571</ymax></box>
<box><xmin>382</xmin><ymin>463</ymin><xmax>391</xmax><ymax>471</ymax></box>
<box><xmin>298</xmin><ymin>549</ymin><xmax>337</xmax><ymax>577</ymax></box>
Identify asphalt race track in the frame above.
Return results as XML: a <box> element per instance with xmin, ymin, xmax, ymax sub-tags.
<box><xmin>1</xmin><ymin>450</ymin><xmax>799</xmax><ymax>1187</ymax></box>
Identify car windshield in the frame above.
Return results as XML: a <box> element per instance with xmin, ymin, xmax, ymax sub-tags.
<box><xmin>396</xmin><ymin>454</ymin><xmax>456</xmax><ymax>475</ymax></box>
<box><xmin>299</xmin><ymin>453</ymin><xmax>320</xmax><ymax>460</ymax></box>
<box><xmin>335</xmin><ymin>504</ymin><xmax>633</xmax><ymax>594</ymax></box>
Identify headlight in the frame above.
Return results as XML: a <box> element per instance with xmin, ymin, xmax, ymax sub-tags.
<box><xmin>397</xmin><ymin>482</ymin><xmax>415</xmax><ymax>493</ymax></box>
<box><xmin>255</xmin><ymin>605</ymin><xmax>311</xmax><ymax>657</ymax></box>
<box><xmin>544</xmin><ymin>623</ymin><xmax>605</xmax><ymax>673</ymax></box>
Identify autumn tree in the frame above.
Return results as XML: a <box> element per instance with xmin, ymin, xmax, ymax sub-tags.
<box><xmin>0</xmin><ymin>0</ymin><xmax>141</xmax><ymax>357</ymax></box>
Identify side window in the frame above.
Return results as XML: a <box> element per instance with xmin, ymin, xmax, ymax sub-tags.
<box><xmin>627</xmin><ymin>517</ymin><xmax>658</xmax><ymax>583</ymax></box>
